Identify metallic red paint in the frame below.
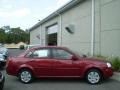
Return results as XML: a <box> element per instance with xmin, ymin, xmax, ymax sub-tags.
<box><xmin>6</xmin><ymin>46</ymin><xmax>113</xmax><ymax>82</ymax></box>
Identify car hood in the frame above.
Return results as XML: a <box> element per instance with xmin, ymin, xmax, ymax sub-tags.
<box><xmin>86</xmin><ymin>57</ymin><xmax>107</xmax><ymax>62</ymax></box>
<box><xmin>78</xmin><ymin>57</ymin><xmax>108</xmax><ymax>66</ymax></box>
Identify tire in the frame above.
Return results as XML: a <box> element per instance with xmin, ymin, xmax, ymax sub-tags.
<box><xmin>19</xmin><ymin>69</ymin><xmax>33</xmax><ymax>84</ymax></box>
<box><xmin>86</xmin><ymin>69</ymin><xmax>102</xmax><ymax>84</ymax></box>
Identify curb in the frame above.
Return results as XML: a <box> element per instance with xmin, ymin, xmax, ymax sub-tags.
<box><xmin>111</xmin><ymin>72</ymin><xmax>120</xmax><ymax>82</ymax></box>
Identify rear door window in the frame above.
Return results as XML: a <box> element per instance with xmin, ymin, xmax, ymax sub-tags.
<box><xmin>26</xmin><ymin>49</ymin><xmax>50</xmax><ymax>59</ymax></box>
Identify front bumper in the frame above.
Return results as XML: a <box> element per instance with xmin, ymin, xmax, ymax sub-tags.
<box><xmin>103</xmin><ymin>68</ymin><xmax>114</xmax><ymax>78</ymax></box>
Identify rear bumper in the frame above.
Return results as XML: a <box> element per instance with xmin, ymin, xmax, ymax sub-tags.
<box><xmin>6</xmin><ymin>68</ymin><xmax>16</xmax><ymax>76</ymax></box>
<box><xmin>6</xmin><ymin>65</ymin><xmax>18</xmax><ymax>76</ymax></box>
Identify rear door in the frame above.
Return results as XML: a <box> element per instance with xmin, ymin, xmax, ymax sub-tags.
<box><xmin>25</xmin><ymin>48</ymin><xmax>53</xmax><ymax>77</ymax></box>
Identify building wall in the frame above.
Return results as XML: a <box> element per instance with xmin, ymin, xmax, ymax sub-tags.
<box><xmin>60</xmin><ymin>0</ymin><xmax>101</xmax><ymax>55</ymax></box>
<box><xmin>30</xmin><ymin>26</ymin><xmax>41</xmax><ymax>44</ymax></box>
<box><xmin>40</xmin><ymin>16</ymin><xmax>59</xmax><ymax>46</ymax></box>
<box><xmin>30</xmin><ymin>0</ymin><xmax>120</xmax><ymax>57</ymax></box>
<box><xmin>100</xmin><ymin>0</ymin><xmax>120</xmax><ymax>56</ymax></box>
<box><xmin>61</xmin><ymin>0</ymin><xmax>92</xmax><ymax>55</ymax></box>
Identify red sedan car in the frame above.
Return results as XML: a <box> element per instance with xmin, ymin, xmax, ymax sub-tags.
<box><xmin>6</xmin><ymin>46</ymin><xmax>113</xmax><ymax>84</ymax></box>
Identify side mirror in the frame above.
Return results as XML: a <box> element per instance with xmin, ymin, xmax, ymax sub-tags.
<box><xmin>71</xmin><ymin>55</ymin><xmax>78</xmax><ymax>60</ymax></box>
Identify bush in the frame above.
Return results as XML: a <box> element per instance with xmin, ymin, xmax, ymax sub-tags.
<box><xmin>94</xmin><ymin>54</ymin><xmax>107</xmax><ymax>60</ymax></box>
<box><xmin>110</xmin><ymin>57</ymin><xmax>120</xmax><ymax>72</ymax></box>
<box><xmin>95</xmin><ymin>55</ymin><xmax>120</xmax><ymax>72</ymax></box>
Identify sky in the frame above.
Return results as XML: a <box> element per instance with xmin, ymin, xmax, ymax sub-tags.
<box><xmin>0</xmin><ymin>0</ymin><xmax>71</xmax><ymax>30</ymax></box>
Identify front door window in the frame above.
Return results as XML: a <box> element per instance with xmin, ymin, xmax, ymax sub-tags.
<box><xmin>52</xmin><ymin>49</ymin><xmax>72</xmax><ymax>60</ymax></box>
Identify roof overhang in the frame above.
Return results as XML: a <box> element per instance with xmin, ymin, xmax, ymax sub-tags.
<box><xmin>29</xmin><ymin>0</ymin><xmax>84</xmax><ymax>32</ymax></box>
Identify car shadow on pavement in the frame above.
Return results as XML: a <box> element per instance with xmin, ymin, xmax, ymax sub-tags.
<box><xmin>8</xmin><ymin>76</ymin><xmax>116</xmax><ymax>85</ymax></box>
<box><xmin>34</xmin><ymin>78</ymin><xmax>85</xmax><ymax>83</ymax></box>
<box><xmin>32</xmin><ymin>78</ymin><xmax>114</xmax><ymax>85</ymax></box>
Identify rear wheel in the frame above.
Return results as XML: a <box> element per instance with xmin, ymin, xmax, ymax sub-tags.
<box><xmin>86</xmin><ymin>69</ymin><xmax>102</xmax><ymax>84</ymax></box>
<box><xmin>19</xmin><ymin>69</ymin><xmax>33</xmax><ymax>84</ymax></box>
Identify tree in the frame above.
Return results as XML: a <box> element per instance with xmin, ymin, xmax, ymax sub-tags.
<box><xmin>0</xmin><ymin>26</ymin><xmax>29</xmax><ymax>44</ymax></box>
<box><xmin>0</xmin><ymin>28</ymin><xmax>7</xmax><ymax>43</ymax></box>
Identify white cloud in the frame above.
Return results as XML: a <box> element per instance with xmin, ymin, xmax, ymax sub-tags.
<box><xmin>3</xmin><ymin>5</ymin><xmax>12</xmax><ymax>9</ymax></box>
<box><xmin>45</xmin><ymin>0</ymin><xmax>71</xmax><ymax>17</ymax></box>
<box><xmin>0</xmin><ymin>0</ymin><xmax>71</xmax><ymax>29</ymax></box>
<box><xmin>0</xmin><ymin>8</ymin><xmax>30</xmax><ymax>18</ymax></box>
<box><xmin>0</xmin><ymin>0</ymin><xmax>8</xmax><ymax>4</ymax></box>
<box><xmin>56</xmin><ymin>0</ymin><xmax>71</xmax><ymax>7</ymax></box>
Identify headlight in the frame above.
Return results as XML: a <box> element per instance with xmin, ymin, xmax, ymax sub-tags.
<box><xmin>107</xmin><ymin>62</ymin><xmax>112</xmax><ymax>68</ymax></box>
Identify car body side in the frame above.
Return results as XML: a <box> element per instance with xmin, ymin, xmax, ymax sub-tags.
<box><xmin>6</xmin><ymin>47</ymin><xmax>113</xmax><ymax>79</ymax></box>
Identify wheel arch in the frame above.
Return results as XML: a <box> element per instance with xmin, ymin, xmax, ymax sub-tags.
<box><xmin>17</xmin><ymin>65</ymin><xmax>34</xmax><ymax>77</ymax></box>
<box><xmin>84</xmin><ymin>67</ymin><xmax>103</xmax><ymax>79</ymax></box>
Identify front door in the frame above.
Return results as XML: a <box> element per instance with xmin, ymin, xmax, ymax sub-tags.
<box><xmin>51</xmin><ymin>48</ymin><xmax>80</xmax><ymax>76</ymax></box>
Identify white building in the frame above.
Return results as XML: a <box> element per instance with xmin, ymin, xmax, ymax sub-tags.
<box><xmin>29</xmin><ymin>0</ymin><xmax>120</xmax><ymax>57</ymax></box>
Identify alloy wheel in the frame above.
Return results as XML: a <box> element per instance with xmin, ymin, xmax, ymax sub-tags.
<box><xmin>86</xmin><ymin>69</ymin><xmax>101</xmax><ymax>84</ymax></box>
<box><xmin>19</xmin><ymin>69</ymin><xmax>32</xmax><ymax>83</ymax></box>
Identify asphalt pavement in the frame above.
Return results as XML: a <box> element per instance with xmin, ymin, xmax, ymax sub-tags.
<box><xmin>8</xmin><ymin>48</ymin><xmax>25</xmax><ymax>56</ymax></box>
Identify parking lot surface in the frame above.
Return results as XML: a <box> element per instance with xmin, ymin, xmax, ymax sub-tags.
<box><xmin>1</xmin><ymin>49</ymin><xmax>120</xmax><ymax>90</ymax></box>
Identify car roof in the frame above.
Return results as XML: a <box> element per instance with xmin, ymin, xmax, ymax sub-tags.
<box><xmin>20</xmin><ymin>46</ymin><xmax>72</xmax><ymax>57</ymax></box>
<box><xmin>31</xmin><ymin>46</ymin><xmax>68</xmax><ymax>50</ymax></box>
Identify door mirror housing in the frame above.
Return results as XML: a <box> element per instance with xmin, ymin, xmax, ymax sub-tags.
<box><xmin>71</xmin><ymin>55</ymin><xmax>78</xmax><ymax>60</ymax></box>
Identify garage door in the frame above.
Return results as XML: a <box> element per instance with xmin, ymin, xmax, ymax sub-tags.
<box><xmin>47</xmin><ymin>24</ymin><xmax>58</xmax><ymax>46</ymax></box>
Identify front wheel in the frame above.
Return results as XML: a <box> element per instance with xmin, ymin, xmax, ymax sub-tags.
<box><xmin>19</xmin><ymin>69</ymin><xmax>33</xmax><ymax>84</ymax></box>
<box><xmin>86</xmin><ymin>69</ymin><xmax>102</xmax><ymax>84</ymax></box>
